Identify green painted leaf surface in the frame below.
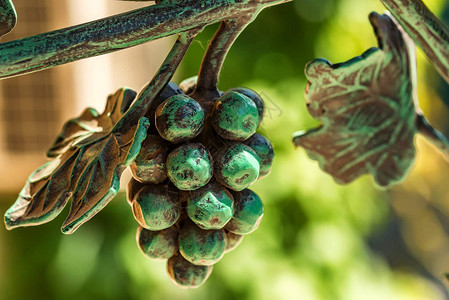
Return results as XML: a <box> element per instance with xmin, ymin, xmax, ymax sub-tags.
<box><xmin>293</xmin><ymin>13</ymin><xmax>418</xmax><ymax>188</ymax></box>
<box><xmin>5</xmin><ymin>88</ymin><xmax>149</xmax><ymax>234</ymax></box>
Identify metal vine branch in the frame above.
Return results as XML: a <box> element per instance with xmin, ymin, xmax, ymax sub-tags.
<box><xmin>295</xmin><ymin>0</ymin><xmax>449</xmax><ymax>187</ymax></box>
<box><xmin>2</xmin><ymin>0</ymin><xmax>449</xmax><ymax>289</ymax></box>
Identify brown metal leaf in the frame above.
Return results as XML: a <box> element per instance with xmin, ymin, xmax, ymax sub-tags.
<box><xmin>5</xmin><ymin>88</ymin><xmax>149</xmax><ymax>234</ymax></box>
<box><xmin>293</xmin><ymin>13</ymin><xmax>418</xmax><ymax>187</ymax></box>
<box><xmin>47</xmin><ymin>89</ymin><xmax>136</xmax><ymax>157</ymax></box>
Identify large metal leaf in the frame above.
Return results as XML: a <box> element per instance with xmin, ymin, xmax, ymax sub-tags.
<box><xmin>5</xmin><ymin>88</ymin><xmax>149</xmax><ymax>234</ymax></box>
<box><xmin>293</xmin><ymin>13</ymin><xmax>418</xmax><ymax>188</ymax></box>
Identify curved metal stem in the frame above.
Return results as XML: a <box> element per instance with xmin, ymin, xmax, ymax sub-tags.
<box><xmin>193</xmin><ymin>16</ymin><xmax>253</xmax><ymax>99</ymax></box>
<box><xmin>417</xmin><ymin>114</ymin><xmax>449</xmax><ymax>162</ymax></box>
<box><xmin>381</xmin><ymin>0</ymin><xmax>449</xmax><ymax>84</ymax></box>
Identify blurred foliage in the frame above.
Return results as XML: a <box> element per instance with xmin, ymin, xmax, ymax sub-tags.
<box><xmin>1</xmin><ymin>0</ymin><xmax>449</xmax><ymax>299</ymax></box>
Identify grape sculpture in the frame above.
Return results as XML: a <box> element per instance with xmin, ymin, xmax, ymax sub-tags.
<box><xmin>127</xmin><ymin>79</ymin><xmax>274</xmax><ymax>288</ymax></box>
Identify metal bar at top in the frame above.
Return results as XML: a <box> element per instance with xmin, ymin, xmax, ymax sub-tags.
<box><xmin>0</xmin><ymin>0</ymin><xmax>287</xmax><ymax>80</ymax></box>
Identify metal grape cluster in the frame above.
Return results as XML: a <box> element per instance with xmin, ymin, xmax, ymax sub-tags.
<box><xmin>126</xmin><ymin>78</ymin><xmax>273</xmax><ymax>287</ymax></box>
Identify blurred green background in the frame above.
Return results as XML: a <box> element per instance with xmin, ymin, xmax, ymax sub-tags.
<box><xmin>2</xmin><ymin>0</ymin><xmax>449</xmax><ymax>299</ymax></box>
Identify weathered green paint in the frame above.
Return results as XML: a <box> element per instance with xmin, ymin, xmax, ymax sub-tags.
<box><xmin>178</xmin><ymin>221</ymin><xmax>226</xmax><ymax>265</ymax></box>
<box><xmin>215</xmin><ymin>143</ymin><xmax>260</xmax><ymax>191</ymax></box>
<box><xmin>4</xmin><ymin>88</ymin><xmax>150</xmax><ymax>234</ymax></box>
<box><xmin>381</xmin><ymin>0</ymin><xmax>449</xmax><ymax>85</ymax></box>
<box><xmin>155</xmin><ymin>94</ymin><xmax>205</xmax><ymax>143</ymax></box>
<box><xmin>0</xmin><ymin>0</ymin><xmax>16</xmax><ymax>38</ymax></box>
<box><xmin>245</xmin><ymin>133</ymin><xmax>274</xmax><ymax>178</ymax></box>
<box><xmin>137</xmin><ymin>226</ymin><xmax>179</xmax><ymax>260</ymax></box>
<box><xmin>186</xmin><ymin>183</ymin><xmax>234</xmax><ymax>230</ymax></box>
<box><xmin>133</xmin><ymin>184</ymin><xmax>181</xmax><ymax>230</ymax></box>
<box><xmin>224</xmin><ymin>231</ymin><xmax>243</xmax><ymax>253</ymax></box>
<box><xmin>0</xmin><ymin>0</ymin><xmax>290</xmax><ymax>79</ymax></box>
<box><xmin>212</xmin><ymin>91</ymin><xmax>259</xmax><ymax>141</ymax></box>
<box><xmin>293</xmin><ymin>13</ymin><xmax>417</xmax><ymax>188</ymax></box>
<box><xmin>167</xmin><ymin>254</ymin><xmax>213</xmax><ymax>289</ymax></box>
<box><xmin>166</xmin><ymin>143</ymin><xmax>213</xmax><ymax>191</ymax></box>
<box><xmin>225</xmin><ymin>189</ymin><xmax>264</xmax><ymax>235</ymax></box>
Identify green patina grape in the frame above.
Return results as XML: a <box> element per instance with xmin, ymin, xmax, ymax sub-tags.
<box><xmin>185</xmin><ymin>182</ymin><xmax>234</xmax><ymax>230</ymax></box>
<box><xmin>214</xmin><ymin>143</ymin><xmax>260</xmax><ymax>191</ymax></box>
<box><xmin>155</xmin><ymin>94</ymin><xmax>205</xmax><ymax>143</ymax></box>
<box><xmin>224</xmin><ymin>230</ymin><xmax>243</xmax><ymax>253</ymax></box>
<box><xmin>146</xmin><ymin>82</ymin><xmax>184</xmax><ymax>132</ymax></box>
<box><xmin>133</xmin><ymin>184</ymin><xmax>181</xmax><ymax>230</ymax></box>
<box><xmin>178</xmin><ymin>221</ymin><xmax>226</xmax><ymax>265</ymax></box>
<box><xmin>244</xmin><ymin>133</ymin><xmax>274</xmax><ymax>178</ymax></box>
<box><xmin>212</xmin><ymin>91</ymin><xmax>259</xmax><ymax>141</ymax></box>
<box><xmin>167</xmin><ymin>143</ymin><xmax>213</xmax><ymax>191</ymax></box>
<box><xmin>137</xmin><ymin>226</ymin><xmax>178</xmax><ymax>260</ymax></box>
<box><xmin>229</xmin><ymin>87</ymin><xmax>265</xmax><ymax>126</ymax></box>
<box><xmin>130</xmin><ymin>134</ymin><xmax>171</xmax><ymax>184</ymax></box>
<box><xmin>167</xmin><ymin>254</ymin><xmax>213</xmax><ymax>289</ymax></box>
<box><xmin>226</xmin><ymin>189</ymin><xmax>264</xmax><ymax>235</ymax></box>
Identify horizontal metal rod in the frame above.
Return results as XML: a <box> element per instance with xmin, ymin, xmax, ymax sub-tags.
<box><xmin>0</xmin><ymin>0</ymin><xmax>287</xmax><ymax>79</ymax></box>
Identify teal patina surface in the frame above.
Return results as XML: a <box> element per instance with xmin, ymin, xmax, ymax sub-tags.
<box><xmin>186</xmin><ymin>183</ymin><xmax>235</xmax><ymax>230</ymax></box>
<box><xmin>166</xmin><ymin>143</ymin><xmax>213</xmax><ymax>191</ymax></box>
<box><xmin>178</xmin><ymin>221</ymin><xmax>226</xmax><ymax>266</ymax></box>
<box><xmin>226</xmin><ymin>189</ymin><xmax>264</xmax><ymax>235</ymax></box>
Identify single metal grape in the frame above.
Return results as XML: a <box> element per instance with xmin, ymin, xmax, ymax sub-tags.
<box><xmin>155</xmin><ymin>94</ymin><xmax>205</xmax><ymax>143</ymax></box>
<box><xmin>166</xmin><ymin>143</ymin><xmax>213</xmax><ymax>191</ymax></box>
<box><xmin>178</xmin><ymin>221</ymin><xmax>226</xmax><ymax>266</ymax></box>
<box><xmin>229</xmin><ymin>87</ymin><xmax>265</xmax><ymax>127</ymax></box>
<box><xmin>185</xmin><ymin>182</ymin><xmax>234</xmax><ymax>230</ymax></box>
<box><xmin>212</xmin><ymin>91</ymin><xmax>259</xmax><ymax>141</ymax></box>
<box><xmin>137</xmin><ymin>226</ymin><xmax>178</xmax><ymax>260</ymax></box>
<box><xmin>167</xmin><ymin>254</ymin><xmax>213</xmax><ymax>289</ymax></box>
<box><xmin>133</xmin><ymin>184</ymin><xmax>181</xmax><ymax>231</ymax></box>
<box><xmin>225</xmin><ymin>189</ymin><xmax>264</xmax><ymax>235</ymax></box>
<box><xmin>244</xmin><ymin>133</ymin><xmax>274</xmax><ymax>178</ymax></box>
<box><xmin>214</xmin><ymin>143</ymin><xmax>260</xmax><ymax>191</ymax></box>
<box><xmin>130</xmin><ymin>134</ymin><xmax>171</xmax><ymax>184</ymax></box>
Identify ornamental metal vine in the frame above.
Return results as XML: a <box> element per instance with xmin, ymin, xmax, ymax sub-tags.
<box><xmin>2</xmin><ymin>0</ymin><xmax>449</xmax><ymax>289</ymax></box>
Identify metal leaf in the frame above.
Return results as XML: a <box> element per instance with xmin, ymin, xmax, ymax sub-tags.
<box><xmin>4</xmin><ymin>88</ymin><xmax>149</xmax><ymax>234</ymax></box>
<box><xmin>293</xmin><ymin>13</ymin><xmax>418</xmax><ymax>188</ymax></box>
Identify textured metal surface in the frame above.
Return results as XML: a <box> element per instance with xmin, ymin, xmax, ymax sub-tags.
<box><xmin>4</xmin><ymin>30</ymin><xmax>198</xmax><ymax>233</ymax></box>
<box><xmin>294</xmin><ymin>13</ymin><xmax>418</xmax><ymax>188</ymax></box>
<box><xmin>3</xmin><ymin>0</ymin><xmax>288</xmax><ymax>233</ymax></box>
<box><xmin>381</xmin><ymin>0</ymin><xmax>449</xmax><ymax>84</ymax></box>
<box><xmin>0</xmin><ymin>0</ymin><xmax>289</xmax><ymax>79</ymax></box>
